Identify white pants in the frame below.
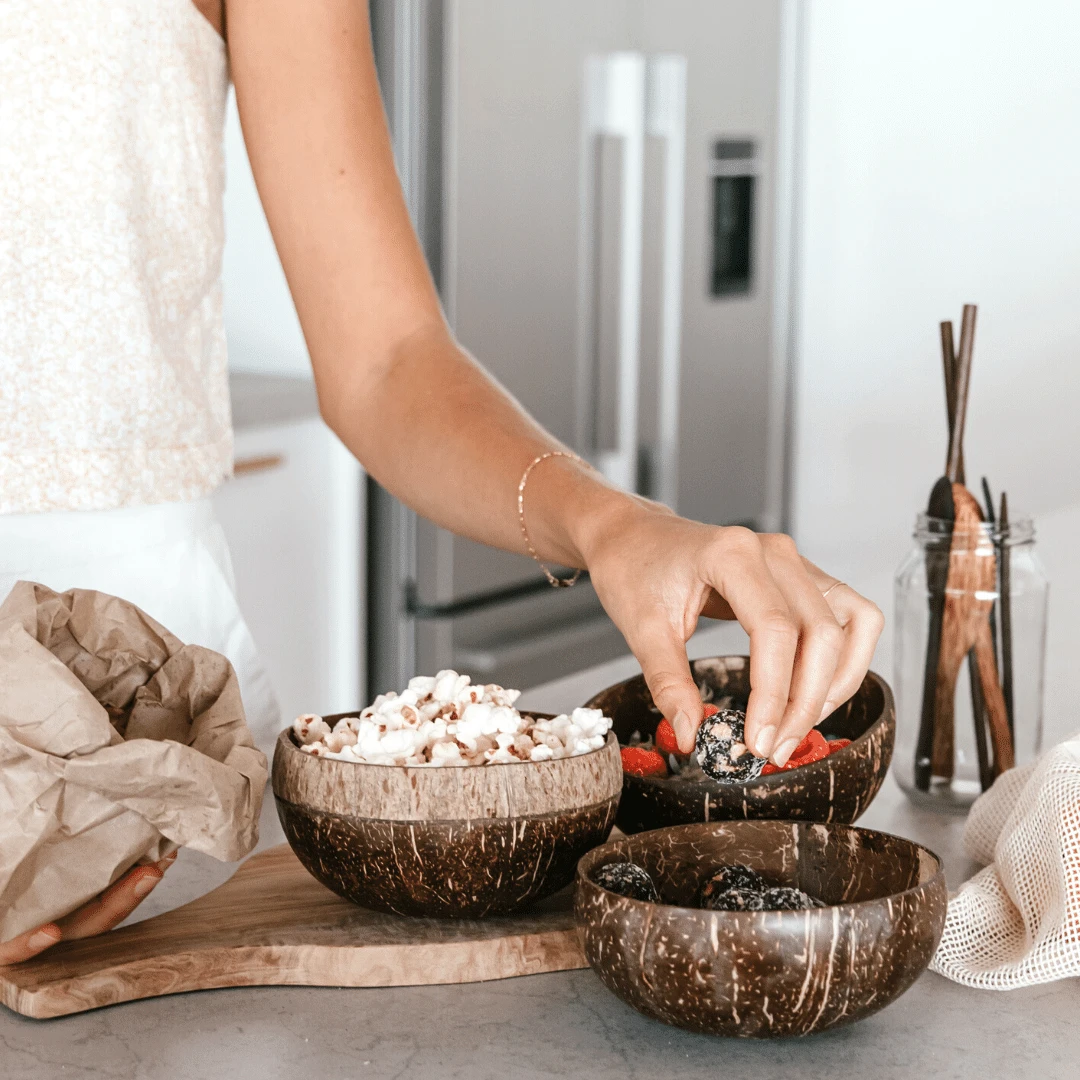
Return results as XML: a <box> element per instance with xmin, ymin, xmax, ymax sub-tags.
<box><xmin>0</xmin><ymin>498</ymin><xmax>282</xmax><ymax>757</ymax></box>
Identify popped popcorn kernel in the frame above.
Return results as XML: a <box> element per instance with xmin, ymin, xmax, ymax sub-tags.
<box><xmin>293</xmin><ymin>671</ymin><xmax>612</xmax><ymax>768</ymax></box>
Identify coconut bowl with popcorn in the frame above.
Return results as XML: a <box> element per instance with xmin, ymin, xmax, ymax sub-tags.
<box><xmin>272</xmin><ymin>670</ymin><xmax>622</xmax><ymax>918</ymax></box>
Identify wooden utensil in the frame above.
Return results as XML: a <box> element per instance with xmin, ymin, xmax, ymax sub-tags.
<box><xmin>931</xmin><ymin>485</ymin><xmax>1014</xmax><ymax>778</ymax></box>
<box><xmin>0</xmin><ymin>844</ymin><xmax>587</xmax><ymax>1020</ymax></box>
<box><xmin>941</xmin><ymin>323</ymin><xmax>993</xmax><ymax>790</ymax></box>
<box><xmin>915</xmin><ymin>306</ymin><xmax>976</xmax><ymax>788</ymax></box>
<box><xmin>941</xmin><ymin>320</ymin><xmax>965</xmax><ymax>484</ymax></box>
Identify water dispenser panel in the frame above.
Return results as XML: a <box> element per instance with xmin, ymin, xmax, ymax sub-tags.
<box><xmin>709</xmin><ymin>139</ymin><xmax>756</xmax><ymax>297</ymax></box>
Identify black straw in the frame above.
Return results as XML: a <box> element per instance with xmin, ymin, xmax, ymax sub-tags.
<box><xmin>999</xmin><ymin>493</ymin><xmax>1015</xmax><ymax>741</ymax></box>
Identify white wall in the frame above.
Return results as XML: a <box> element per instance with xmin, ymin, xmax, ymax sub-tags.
<box><xmin>792</xmin><ymin>0</ymin><xmax>1080</xmax><ymax>629</ymax></box>
<box><xmin>222</xmin><ymin>92</ymin><xmax>312</xmax><ymax>377</ymax></box>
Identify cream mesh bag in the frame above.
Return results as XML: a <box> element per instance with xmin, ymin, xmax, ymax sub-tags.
<box><xmin>930</xmin><ymin>733</ymin><xmax>1080</xmax><ymax>988</ymax></box>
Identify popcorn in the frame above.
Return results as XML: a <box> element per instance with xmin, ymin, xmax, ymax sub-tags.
<box><xmin>293</xmin><ymin>714</ymin><xmax>331</xmax><ymax>745</ymax></box>
<box><xmin>293</xmin><ymin>670</ymin><xmax>612</xmax><ymax>768</ymax></box>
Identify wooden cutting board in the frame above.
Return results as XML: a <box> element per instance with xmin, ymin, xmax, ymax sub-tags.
<box><xmin>0</xmin><ymin>844</ymin><xmax>587</xmax><ymax>1019</ymax></box>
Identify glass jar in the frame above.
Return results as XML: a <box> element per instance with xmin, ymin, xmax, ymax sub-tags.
<box><xmin>893</xmin><ymin>512</ymin><xmax>1048</xmax><ymax>812</ymax></box>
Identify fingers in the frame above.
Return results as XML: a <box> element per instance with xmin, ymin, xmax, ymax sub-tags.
<box><xmin>0</xmin><ymin>923</ymin><xmax>62</xmax><ymax>966</ymax></box>
<box><xmin>820</xmin><ymin>584</ymin><xmax>885</xmax><ymax>719</ymax></box>
<box><xmin>630</xmin><ymin>620</ymin><xmax>703</xmax><ymax>753</ymax></box>
<box><xmin>58</xmin><ymin>862</ymin><xmax>167</xmax><ymax>941</ymax></box>
<box><xmin>757</xmin><ymin>542</ymin><xmax>845</xmax><ymax>764</ymax></box>
<box><xmin>702</xmin><ymin>532</ymin><xmax>877</xmax><ymax>766</ymax></box>
<box><xmin>0</xmin><ymin>852</ymin><xmax>178</xmax><ymax>964</ymax></box>
<box><xmin>156</xmin><ymin>851</ymin><xmax>180</xmax><ymax>873</ymax></box>
<box><xmin>700</xmin><ymin>528</ymin><xmax>798</xmax><ymax>760</ymax></box>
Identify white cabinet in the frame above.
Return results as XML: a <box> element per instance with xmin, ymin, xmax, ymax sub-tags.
<box><xmin>214</xmin><ymin>387</ymin><xmax>364</xmax><ymax>727</ymax></box>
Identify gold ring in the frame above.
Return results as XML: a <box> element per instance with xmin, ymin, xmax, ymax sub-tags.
<box><xmin>821</xmin><ymin>580</ymin><xmax>844</xmax><ymax>600</ymax></box>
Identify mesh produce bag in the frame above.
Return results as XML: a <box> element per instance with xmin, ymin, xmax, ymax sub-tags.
<box><xmin>930</xmin><ymin>733</ymin><xmax>1080</xmax><ymax>988</ymax></box>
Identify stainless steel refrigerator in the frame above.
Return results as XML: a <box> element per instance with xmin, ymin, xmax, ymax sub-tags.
<box><xmin>367</xmin><ymin>0</ymin><xmax>802</xmax><ymax>694</ymax></box>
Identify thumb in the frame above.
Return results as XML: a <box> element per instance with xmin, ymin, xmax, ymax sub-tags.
<box><xmin>632</xmin><ymin>623</ymin><xmax>703</xmax><ymax>753</ymax></box>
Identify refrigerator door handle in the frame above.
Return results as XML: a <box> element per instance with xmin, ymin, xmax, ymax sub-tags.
<box><xmin>646</xmin><ymin>55</ymin><xmax>688</xmax><ymax>511</ymax></box>
<box><xmin>575</xmin><ymin>52</ymin><xmax>646</xmax><ymax>493</ymax></box>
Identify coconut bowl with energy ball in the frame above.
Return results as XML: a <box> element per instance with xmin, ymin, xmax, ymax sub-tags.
<box><xmin>272</xmin><ymin>716</ymin><xmax>622</xmax><ymax>919</ymax></box>
<box><xmin>586</xmin><ymin>655</ymin><xmax>895</xmax><ymax>833</ymax></box>
<box><xmin>576</xmin><ymin>820</ymin><xmax>947</xmax><ymax>1037</ymax></box>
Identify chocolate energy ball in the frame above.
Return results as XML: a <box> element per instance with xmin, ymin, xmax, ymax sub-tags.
<box><xmin>760</xmin><ymin>886</ymin><xmax>824</xmax><ymax>911</ymax></box>
<box><xmin>592</xmin><ymin>862</ymin><xmax>660</xmax><ymax>902</ymax></box>
<box><xmin>701</xmin><ymin>886</ymin><xmax>770</xmax><ymax>912</ymax></box>
<box><xmin>701</xmin><ymin>882</ymin><xmax>822</xmax><ymax>912</ymax></box>
<box><xmin>698</xmin><ymin>863</ymin><xmax>768</xmax><ymax>908</ymax></box>
<box><xmin>694</xmin><ymin>709</ymin><xmax>766</xmax><ymax>784</ymax></box>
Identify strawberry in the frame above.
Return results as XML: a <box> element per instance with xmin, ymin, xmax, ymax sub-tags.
<box><xmin>655</xmin><ymin>719</ymin><xmax>681</xmax><ymax>755</ymax></box>
<box><xmin>785</xmin><ymin>729</ymin><xmax>830</xmax><ymax>767</ymax></box>
<box><xmin>701</xmin><ymin>702</ymin><xmax>720</xmax><ymax>719</ymax></box>
<box><xmin>826</xmin><ymin>738</ymin><xmax>852</xmax><ymax>754</ymax></box>
<box><xmin>761</xmin><ymin>729</ymin><xmax>831</xmax><ymax>776</ymax></box>
<box><xmin>620</xmin><ymin>746</ymin><xmax>668</xmax><ymax>778</ymax></box>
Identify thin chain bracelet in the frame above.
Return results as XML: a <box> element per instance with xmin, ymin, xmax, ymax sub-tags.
<box><xmin>517</xmin><ymin>451</ymin><xmax>589</xmax><ymax>588</ymax></box>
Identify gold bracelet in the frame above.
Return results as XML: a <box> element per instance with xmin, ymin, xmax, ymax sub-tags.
<box><xmin>517</xmin><ymin>451</ymin><xmax>587</xmax><ymax>588</ymax></box>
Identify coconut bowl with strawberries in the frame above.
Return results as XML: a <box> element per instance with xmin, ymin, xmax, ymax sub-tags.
<box><xmin>585</xmin><ymin>655</ymin><xmax>895</xmax><ymax>834</ymax></box>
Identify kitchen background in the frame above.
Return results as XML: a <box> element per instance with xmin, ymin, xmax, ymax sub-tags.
<box><xmin>216</xmin><ymin>0</ymin><xmax>1080</xmax><ymax>744</ymax></box>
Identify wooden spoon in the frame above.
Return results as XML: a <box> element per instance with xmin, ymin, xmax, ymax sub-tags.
<box><xmin>931</xmin><ymin>485</ymin><xmax>1014</xmax><ymax>777</ymax></box>
<box><xmin>915</xmin><ymin>305</ymin><xmax>976</xmax><ymax>789</ymax></box>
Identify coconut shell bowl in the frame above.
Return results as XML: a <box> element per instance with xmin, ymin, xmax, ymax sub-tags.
<box><xmin>576</xmin><ymin>820</ymin><xmax>947</xmax><ymax>1037</ymax></box>
<box><xmin>585</xmin><ymin>656</ymin><xmax>895</xmax><ymax>833</ymax></box>
<box><xmin>271</xmin><ymin>718</ymin><xmax>622</xmax><ymax>918</ymax></box>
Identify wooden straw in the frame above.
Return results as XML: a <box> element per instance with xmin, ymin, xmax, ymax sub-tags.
<box><xmin>940</xmin><ymin>321</ymin><xmax>964</xmax><ymax>483</ymax></box>
<box><xmin>946</xmin><ymin>305</ymin><xmax>977</xmax><ymax>483</ymax></box>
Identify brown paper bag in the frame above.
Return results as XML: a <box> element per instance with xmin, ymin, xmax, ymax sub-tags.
<box><xmin>0</xmin><ymin>581</ymin><xmax>268</xmax><ymax>941</ymax></box>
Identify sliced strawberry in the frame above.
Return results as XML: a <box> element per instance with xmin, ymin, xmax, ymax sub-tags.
<box><xmin>785</xmin><ymin>729</ymin><xmax>830</xmax><ymax>766</ymax></box>
<box><xmin>761</xmin><ymin>761</ymin><xmax>782</xmax><ymax>776</ymax></box>
<box><xmin>701</xmin><ymin>702</ymin><xmax>720</xmax><ymax>719</ymax></box>
<box><xmin>826</xmin><ymin>738</ymin><xmax>852</xmax><ymax>754</ymax></box>
<box><xmin>655</xmin><ymin>719</ymin><xmax>680</xmax><ymax>756</ymax></box>
<box><xmin>620</xmin><ymin>746</ymin><xmax>668</xmax><ymax>778</ymax></box>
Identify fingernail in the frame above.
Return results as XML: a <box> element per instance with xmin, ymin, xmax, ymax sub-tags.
<box><xmin>28</xmin><ymin>926</ymin><xmax>61</xmax><ymax>950</ymax></box>
<box><xmin>134</xmin><ymin>872</ymin><xmax>163</xmax><ymax>899</ymax></box>
<box><xmin>754</xmin><ymin>725</ymin><xmax>776</xmax><ymax>758</ymax></box>
<box><xmin>772</xmin><ymin>737</ymin><xmax>800</xmax><ymax>768</ymax></box>
<box><xmin>673</xmin><ymin>710</ymin><xmax>694</xmax><ymax>752</ymax></box>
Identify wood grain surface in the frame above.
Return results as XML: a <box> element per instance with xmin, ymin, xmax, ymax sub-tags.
<box><xmin>0</xmin><ymin>844</ymin><xmax>587</xmax><ymax>1020</ymax></box>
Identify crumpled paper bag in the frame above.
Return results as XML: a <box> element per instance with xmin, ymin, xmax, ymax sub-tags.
<box><xmin>0</xmin><ymin>581</ymin><xmax>268</xmax><ymax>941</ymax></box>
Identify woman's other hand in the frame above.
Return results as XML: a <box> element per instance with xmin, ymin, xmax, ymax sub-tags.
<box><xmin>581</xmin><ymin>500</ymin><xmax>884</xmax><ymax>765</ymax></box>
<box><xmin>0</xmin><ymin>852</ymin><xmax>176</xmax><ymax>966</ymax></box>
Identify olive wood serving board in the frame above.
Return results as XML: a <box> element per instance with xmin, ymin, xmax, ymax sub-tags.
<box><xmin>0</xmin><ymin>844</ymin><xmax>586</xmax><ymax>1020</ymax></box>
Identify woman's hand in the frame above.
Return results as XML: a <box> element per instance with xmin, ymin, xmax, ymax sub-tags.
<box><xmin>0</xmin><ymin>853</ymin><xmax>176</xmax><ymax>966</ymax></box>
<box><xmin>580</xmin><ymin>499</ymin><xmax>884</xmax><ymax>765</ymax></box>
<box><xmin>226</xmin><ymin>0</ymin><xmax>882</xmax><ymax>760</ymax></box>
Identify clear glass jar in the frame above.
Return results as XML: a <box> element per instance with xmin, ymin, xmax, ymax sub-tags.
<box><xmin>893</xmin><ymin>512</ymin><xmax>1048</xmax><ymax>812</ymax></box>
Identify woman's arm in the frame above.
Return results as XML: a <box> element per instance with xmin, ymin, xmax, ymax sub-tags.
<box><xmin>225</xmin><ymin>0</ymin><xmax>883</xmax><ymax>764</ymax></box>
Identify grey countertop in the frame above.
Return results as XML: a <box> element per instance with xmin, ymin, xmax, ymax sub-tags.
<box><xmin>3</xmin><ymin>628</ymin><xmax>1077</xmax><ymax>1079</ymax></box>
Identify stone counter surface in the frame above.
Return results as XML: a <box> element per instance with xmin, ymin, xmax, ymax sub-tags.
<box><xmin>3</xmin><ymin>630</ymin><xmax>1077</xmax><ymax>1079</ymax></box>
